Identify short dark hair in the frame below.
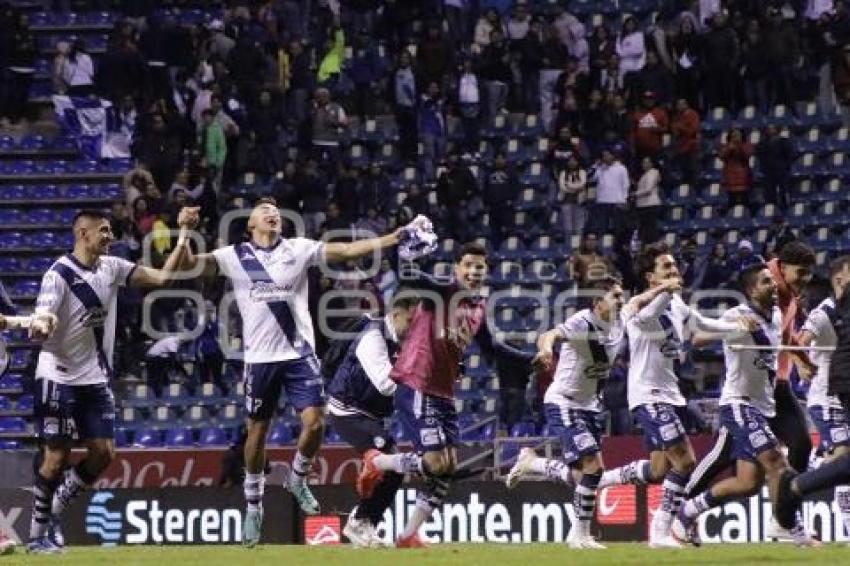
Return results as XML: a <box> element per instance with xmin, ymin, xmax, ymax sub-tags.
<box><xmin>738</xmin><ymin>263</ymin><xmax>768</xmax><ymax>295</ymax></box>
<box><xmin>830</xmin><ymin>255</ymin><xmax>850</xmax><ymax>278</ymax></box>
<box><xmin>778</xmin><ymin>241</ymin><xmax>816</xmax><ymax>267</ymax></box>
<box><xmin>455</xmin><ymin>242</ymin><xmax>488</xmax><ymax>264</ymax></box>
<box><xmin>390</xmin><ymin>289</ymin><xmax>419</xmax><ymax>311</ymax></box>
<box><xmin>73</xmin><ymin>209</ymin><xmax>109</xmax><ymax>228</ymax></box>
<box><xmin>634</xmin><ymin>242</ymin><xmax>671</xmax><ymax>286</ymax></box>
<box><xmin>588</xmin><ymin>275</ymin><xmax>622</xmax><ymax>304</ymax></box>
<box><xmin>254</xmin><ymin>196</ymin><xmax>278</xmax><ymax>207</ymax></box>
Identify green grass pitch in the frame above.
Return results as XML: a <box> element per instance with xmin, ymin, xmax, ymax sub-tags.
<box><xmin>6</xmin><ymin>543</ymin><xmax>848</xmax><ymax>566</ymax></box>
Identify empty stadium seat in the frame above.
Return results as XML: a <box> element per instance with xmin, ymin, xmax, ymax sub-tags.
<box><xmin>199</xmin><ymin>426</ymin><xmax>229</xmax><ymax>447</ymax></box>
<box><xmin>268</xmin><ymin>422</ymin><xmax>293</xmax><ymax>445</ymax></box>
<box><xmin>133</xmin><ymin>428</ymin><xmax>163</xmax><ymax>448</ymax></box>
<box><xmin>164</xmin><ymin>427</ymin><xmax>195</xmax><ymax>447</ymax></box>
<box><xmin>15</xmin><ymin>395</ymin><xmax>33</xmax><ymax>412</ymax></box>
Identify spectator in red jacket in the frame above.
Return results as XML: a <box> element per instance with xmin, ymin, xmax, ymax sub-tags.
<box><xmin>719</xmin><ymin>128</ymin><xmax>754</xmax><ymax>209</ymax></box>
<box><xmin>671</xmin><ymin>98</ymin><xmax>701</xmax><ymax>185</ymax></box>
<box><xmin>630</xmin><ymin>90</ymin><xmax>668</xmax><ymax>159</ymax></box>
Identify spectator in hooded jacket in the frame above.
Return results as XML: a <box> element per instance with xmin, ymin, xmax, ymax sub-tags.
<box><xmin>719</xmin><ymin>128</ymin><xmax>754</xmax><ymax>210</ymax></box>
<box><xmin>671</xmin><ymin>98</ymin><xmax>701</xmax><ymax>185</ymax></box>
<box><xmin>630</xmin><ymin>90</ymin><xmax>668</xmax><ymax>160</ymax></box>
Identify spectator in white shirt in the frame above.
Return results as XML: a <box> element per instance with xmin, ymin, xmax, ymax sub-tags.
<box><xmin>458</xmin><ymin>58</ymin><xmax>481</xmax><ymax>154</ymax></box>
<box><xmin>54</xmin><ymin>39</ymin><xmax>95</xmax><ymax>96</ymax></box>
<box><xmin>633</xmin><ymin>157</ymin><xmax>663</xmax><ymax>247</ymax></box>
<box><xmin>591</xmin><ymin>148</ymin><xmax>630</xmax><ymax>237</ymax></box>
<box><xmin>616</xmin><ymin>16</ymin><xmax>646</xmax><ymax>77</ymax></box>
<box><xmin>507</xmin><ymin>2</ymin><xmax>531</xmax><ymax>41</ymax></box>
<box><xmin>557</xmin><ymin>155</ymin><xmax>588</xmax><ymax>237</ymax></box>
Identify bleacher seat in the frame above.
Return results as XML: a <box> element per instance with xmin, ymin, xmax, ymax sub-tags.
<box><xmin>162</xmin><ymin>384</ymin><xmax>191</xmax><ymax>407</ymax></box>
<box><xmin>0</xmin><ymin>375</ymin><xmax>23</xmax><ymax>393</ymax></box>
<box><xmin>133</xmin><ymin>428</ymin><xmax>162</xmax><ymax>448</ymax></box>
<box><xmin>0</xmin><ymin>417</ymin><xmax>26</xmax><ymax>432</ymax></box>
<box><xmin>129</xmin><ymin>384</ymin><xmax>155</xmax><ymax>404</ymax></box>
<box><xmin>164</xmin><ymin>427</ymin><xmax>194</xmax><ymax>447</ymax></box>
<box><xmin>703</xmin><ymin>107</ymin><xmax>731</xmax><ymax>135</ymax></box>
<box><xmin>268</xmin><ymin>422</ymin><xmax>293</xmax><ymax>445</ymax></box>
<box><xmin>16</xmin><ymin>395</ymin><xmax>33</xmax><ymax>412</ymax></box>
<box><xmin>510</xmin><ymin>422</ymin><xmax>537</xmax><ymax>437</ymax></box>
<box><xmin>184</xmin><ymin>405</ymin><xmax>211</xmax><ymax>424</ymax></box>
<box><xmin>828</xmin><ymin>127</ymin><xmax>850</xmax><ymax>152</ymax></box>
<box><xmin>199</xmin><ymin>426</ymin><xmax>229</xmax><ymax>447</ymax></box>
<box><xmin>0</xmin><ymin>258</ymin><xmax>21</xmax><ymax>272</ymax></box>
<box><xmin>497</xmin><ymin>237</ymin><xmax>525</xmax><ymax>260</ymax></box>
<box><xmin>0</xmin><ymin>396</ymin><xmax>11</xmax><ymax>411</ymax></box>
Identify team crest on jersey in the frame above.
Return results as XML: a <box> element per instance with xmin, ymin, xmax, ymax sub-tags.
<box><xmin>80</xmin><ymin>307</ymin><xmax>106</xmax><ymax>327</ymax></box>
<box><xmin>249</xmin><ymin>281</ymin><xmax>294</xmax><ymax>302</ymax></box>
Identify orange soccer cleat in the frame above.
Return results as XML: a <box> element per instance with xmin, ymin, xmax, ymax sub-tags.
<box><xmin>396</xmin><ymin>533</ymin><xmax>427</xmax><ymax>549</ymax></box>
<box><xmin>356</xmin><ymin>449</ymin><xmax>385</xmax><ymax>499</ymax></box>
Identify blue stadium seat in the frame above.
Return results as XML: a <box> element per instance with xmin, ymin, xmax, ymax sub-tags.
<box><xmin>702</xmin><ymin>107</ymin><xmax>731</xmax><ymax>135</ymax></box>
<box><xmin>33</xmin><ymin>184</ymin><xmax>60</xmax><ymax>199</ymax></box>
<box><xmin>525</xmin><ymin>260</ymin><xmax>559</xmax><ymax>281</ymax></box>
<box><xmin>119</xmin><ymin>407</ymin><xmax>140</xmax><ymax>425</ymax></box>
<box><xmin>152</xmin><ymin>406</ymin><xmax>180</xmax><ymax>425</ymax></box>
<box><xmin>199</xmin><ymin>426</ymin><xmax>229</xmax><ymax>447</ymax></box>
<box><xmin>0</xmin><ymin>135</ymin><xmax>14</xmax><ymax>150</ymax></box>
<box><xmin>815</xmin><ymin>202</ymin><xmax>844</xmax><ymax>228</ymax></box>
<box><xmin>0</xmin><ymin>396</ymin><xmax>11</xmax><ymax>411</ymax></box>
<box><xmin>828</xmin><ymin>127</ymin><xmax>850</xmax><ymax>152</ymax></box>
<box><xmin>184</xmin><ymin>405</ymin><xmax>212</xmax><ymax>424</ymax></box>
<box><xmin>691</xmin><ymin>206</ymin><xmax>720</xmax><ymax>231</ymax></box>
<box><xmin>735</xmin><ymin>106</ymin><xmax>763</xmax><ymax>130</ymax></box>
<box><xmin>527</xmin><ymin>236</ymin><xmax>559</xmax><ymax>261</ymax></box>
<box><xmin>165</xmin><ymin>427</ymin><xmax>195</xmax><ymax>447</ymax></box>
<box><xmin>325</xmin><ymin>429</ymin><xmax>343</xmax><ymax>443</ymax></box>
<box><xmin>25</xmin><ymin>232</ymin><xmax>59</xmax><ymax>249</ymax></box>
<box><xmin>133</xmin><ymin>428</ymin><xmax>163</xmax><ymax>448</ymax></box>
<box><xmin>24</xmin><ymin>257</ymin><xmax>56</xmax><ymax>274</ymax></box>
<box><xmin>65</xmin><ymin>184</ymin><xmax>91</xmax><ymax>199</ymax></box>
<box><xmin>482</xmin><ymin>113</ymin><xmax>511</xmax><ymax>141</ymax></box>
<box><xmin>753</xmin><ymin>204</ymin><xmax>779</xmax><ymax>228</ymax></box>
<box><xmin>510</xmin><ymin>421</ymin><xmax>537</xmax><ymax>437</ymax></box>
<box><xmin>667</xmin><ymin>184</ymin><xmax>694</xmax><ymax>206</ymax></box>
<box><xmin>786</xmin><ymin>203</ymin><xmax>810</xmax><ymax>229</ymax></box>
<box><xmin>19</xmin><ymin>135</ymin><xmax>47</xmax><ymax>150</ymax></box>
<box><xmin>0</xmin><ymin>375</ymin><xmax>23</xmax><ymax>393</ymax></box>
<box><xmin>128</xmin><ymin>384</ymin><xmax>155</xmax><ymax>404</ymax></box>
<box><xmin>114</xmin><ymin>429</ymin><xmax>130</xmax><ymax>447</ymax></box>
<box><xmin>520</xmin><ymin>162</ymin><xmax>546</xmax><ymax>188</ymax></box>
<box><xmin>722</xmin><ymin>205</ymin><xmax>751</xmax><ymax>231</ymax></box>
<box><xmin>99</xmin><ymin>184</ymin><xmax>122</xmax><ymax>199</ymax></box>
<box><xmin>768</xmin><ymin>105</ymin><xmax>798</xmax><ymax>129</ymax></box>
<box><xmin>0</xmin><ymin>185</ymin><xmax>25</xmax><ymax>199</ymax></box>
<box><xmin>515</xmin><ymin>188</ymin><xmax>544</xmax><ymax>212</ymax></box>
<box><xmin>796</xmin><ymin>128</ymin><xmax>825</xmax><ymax>154</ymax></box>
<box><xmin>268</xmin><ymin>422</ymin><xmax>293</xmax><ymax>445</ymax></box>
<box><xmin>13</xmin><ymin>279</ymin><xmax>40</xmax><ymax>296</ymax></box>
<box><xmin>504</xmin><ymin>138</ymin><xmax>527</xmax><ymax>165</ymax></box>
<box><xmin>10</xmin><ymin>350</ymin><xmax>30</xmax><ymax>369</ymax></box>
<box><xmin>55</xmin><ymin>209</ymin><xmax>78</xmax><ymax>224</ymax></box>
<box><xmin>162</xmin><ymin>384</ymin><xmax>191</xmax><ymax>407</ymax></box>
<box><xmin>0</xmin><ymin>417</ymin><xmax>26</xmax><ymax>432</ymax></box>
<box><xmin>790</xmin><ymin>179</ymin><xmax>817</xmax><ymax>204</ymax></box>
<box><xmin>16</xmin><ymin>394</ymin><xmax>33</xmax><ymax>412</ymax></box>
<box><xmin>490</xmin><ymin>261</ymin><xmax>524</xmax><ymax>286</ymax></box>
<box><xmin>218</xmin><ymin>403</ymin><xmax>242</xmax><ymax>426</ymax></box>
<box><xmin>0</xmin><ymin>210</ymin><xmax>22</xmax><ymax>224</ymax></box>
<box><xmin>496</xmin><ymin>236</ymin><xmax>526</xmax><ymax>260</ymax></box>
<box><xmin>348</xmin><ymin>144</ymin><xmax>369</xmax><ymax>169</ymax></box>
<box><xmin>516</xmin><ymin>114</ymin><xmax>544</xmax><ymax>141</ymax></box>
<box><xmin>823</xmin><ymin>152</ymin><xmax>850</xmax><ymax>178</ymax></box>
<box><xmin>0</xmin><ymin>258</ymin><xmax>21</xmax><ymax>272</ymax></box>
<box><xmin>25</xmin><ymin>208</ymin><xmax>57</xmax><ymax>224</ymax></box>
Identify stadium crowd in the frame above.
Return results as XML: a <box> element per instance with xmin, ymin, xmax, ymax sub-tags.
<box><xmin>3</xmin><ymin>0</ymin><xmax>850</xmax><ymax>432</ymax></box>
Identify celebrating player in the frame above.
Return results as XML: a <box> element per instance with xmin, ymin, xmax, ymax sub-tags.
<box><xmin>672</xmin><ymin>264</ymin><xmax>806</xmax><ymax>545</ymax></box>
<box><xmin>357</xmin><ymin>242</ymin><xmax>534</xmax><ymax>548</ymax></box>
<box><xmin>27</xmin><ymin>207</ymin><xmax>198</xmax><ymax>554</ymax></box>
<box><xmin>325</xmin><ymin>292</ymin><xmax>419</xmax><ymax>547</ymax></box>
<box><xmin>505</xmin><ymin>276</ymin><xmax>625</xmax><ymax>549</ymax></box>
<box><xmin>596</xmin><ymin>243</ymin><xmax>754</xmax><ymax>548</ymax></box>
<box><xmin>178</xmin><ymin>197</ymin><xmax>415</xmax><ymax>547</ymax></box>
<box><xmin>797</xmin><ymin>255</ymin><xmax>850</xmax><ymax>535</ymax></box>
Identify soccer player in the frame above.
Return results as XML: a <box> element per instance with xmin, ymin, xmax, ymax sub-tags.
<box><xmin>504</xmin><ymin>276</ymin><xmax>625</xmax><ymax>549</ymax></box>
<box><xmin>27</xmin><ymin>207</ymin><xmax>198</xmax><ymax>554</ymax></box>
<box><xmin>357</xmin><ymin>242</ymin><xmax>534</xmax><ymax>548</ymax></box>
<box><xmin>326</xmin><ymin>293</ymin><xmax>419</xmax><ymax>547</ymax></box>
<box><xmin>178</xmin><ymin>197</ymin><xmax>410</xmax><ymax>547</ymax></box>
<box><xmin>796</xmin><ymin>255</ymin><xmax>850</xmax><ymax>535</ymax></box>
<box><xmin>596</xmin><ymin>243</ymin><xmax>753</xmax><ymax>548</ymax></box>
<box><xmin>672</xmin><ymin>264</ymin><xmax>806</xmax><ymax>545</ymax></box>
<box><xmin>683</xmin><ymin>241</ymin><xmax>818</xmax><ymax>541</ymax></box>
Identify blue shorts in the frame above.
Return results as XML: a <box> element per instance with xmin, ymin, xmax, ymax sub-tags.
<box><xmin>809</xmin><ymin>405</ymin><xmax>850</xmax><ymax>454</ymax></box>
<box><xmin>394</xmin><ymin>382</ymin><xmax>459</xmax><ymax>453</ymax></box>
<box><xmin>633</xmin><ymin>403</ymin><xmax>687</xmax><ymax>452</ymax></box>
<box><xmin>544</xmin><ymin>403</ymin><xmax>602</xmax><ymax>465</ymax></box>
<box><xmin>244</xmin><ymin>355</ymin><xmax>325</xmax><ymax>419</ymax></box>
<box><xmin>719</xmin><ymin>404</ymin><xmax>778</xmax><ymax>462</ymax></box>
<box><xmin>35</xmin><ymin>379</ymin><xmax>115</xmax><ymax>441</ymax></box>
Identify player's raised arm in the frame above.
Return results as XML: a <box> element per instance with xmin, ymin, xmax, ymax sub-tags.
<box><xmin>323</xmin><ymin>214</ymin><xmax>438</xmax><ymax>264</ymax></box>
<box><xmin>128</xmin><ymin>207</ymin><xmax>211</xmax><ymax>286</ymax></box>
<box><xmin>323</xmin><ymin>228</ymin><xmax>403</xmax><ymax>263</ymax></box>
<box><xmin>621</xmin><ymin>278</ymin><xmax>680</xmax><ymax>325</ymax></box>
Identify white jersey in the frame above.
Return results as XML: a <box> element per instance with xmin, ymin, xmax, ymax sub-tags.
<box><xmin>544</xmin><ymin>309</ymin><xmax>623</xmax><ymax>411</ymax></box>
<box><xmin>35</xmin><ymin>254</ymin><xmax>136</xmax><ymax>385</ymax></box>
<box><xmin>624</xmin><ymin>292</ymin><xmax>688</xmax><ymax>409</ymax></box>
<box><xmin>213</xmin><ymin>237</ymin><xmax>325</xmax><ymax>364</ymax></box>
<box><xmin>719</xmin><ymin>304</ymin><xmax>781</xmax><ymax>417</ymax></box>
<box><xmin>802</xmin><ymin>297</ymin><xmax>843</xmax><ymax>410</ymax></box>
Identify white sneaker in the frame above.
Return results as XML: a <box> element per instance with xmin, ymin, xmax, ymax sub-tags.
<box><xmin>505</xmin><ymin>448</ymin><xmax>537</xmax><ymax>489</ymax></box>
<box><xmin>344</xmin><ymin>512</ymin><xmax>378</xmax><ymax>548</ymax></box>
<box><xmin>569</xmin><ymin>535</ymin><xmax>607</xmax><ymax>549</ymax></box>
<box><xmin>766</xmin><ymin>517</ymin><xmax>819</xmax><ymax>547</ymax></box>
<box><xmin>648</xmin><ymin>534</ymin><xmax>683</xmax><ymax>549</ymax></box>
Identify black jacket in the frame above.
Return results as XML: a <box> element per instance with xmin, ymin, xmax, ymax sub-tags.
<box><xmin>829</xmin><ymin>284</ymin><xmax>850</xmax><ymax>396</ymax></box>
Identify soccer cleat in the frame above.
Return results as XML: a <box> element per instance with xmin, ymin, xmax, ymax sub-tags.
<box><xmin>26</xmin><ymin>537</ymin><xmax>63</xmax><ymax>555</ymax></box>
<box><xmin>671</xmin><ymin>512</ymin><xmax>701</xmax><ymax>547</ymax></box>
<box><xmin>357</xmin><ymin>449</ymin><xmax>385</xmax><ymax>499</ymax></box>
<box><xmin>0</xmin><ymin>535</ymin><xmax>16</xmax><ymax>555</ymax></box>
<box><xmin>774</xmin><ymin>470</ymin><xmax>802</xmax><ymax>530</ymax></box>
<box><xmin>505</xmin><ymin>447</ymin><xmax>537</xmax><ymax>489</ymax></box>
<box><xmin>242</xmin><ymin>506</ymin><xmax>263</xmax><ymax>548</ymax></box>
<box><xmin>47</xmin><ymin>516</ymin><xmax>65</xmax><ymax>549</ymax></box>
<box><xmin>568</xmin><ymin>535</ymin><xmax>607</xmax><ymax>549</ymax></box>
<box><xmin>396</xmin><ymin>533</ymin><xmax>427</xmax><ymax>548</ymax></box>
<box><xmin>344</xmin><ymin>511</ymin><xmax>378</xmax><ymax>549</ymax></box>
<box><xmin>648</xmin><ymin>534</ymin><xmax>683</xmax><ymax>549</ymax></box>
<box><xmin>287</xmin><ymin>476</ymin><xmax>321</xmax><ymax>515</ymax></box>
<box><xmin>766</xmin><ymin>516</ymin><xmax>819</xmax><ymax>547</ymax></box>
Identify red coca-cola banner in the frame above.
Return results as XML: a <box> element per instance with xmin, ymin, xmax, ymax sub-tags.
<box><xmin>74</xmin><ymin>434</ymin><xmax>723</xmax><ymax>489</ymax></box>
